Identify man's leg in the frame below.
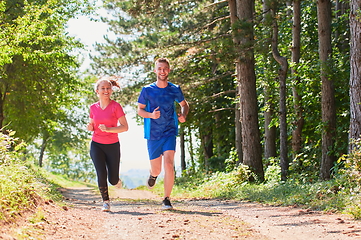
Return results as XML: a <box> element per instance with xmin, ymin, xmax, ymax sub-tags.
<box><xmin>163</xmin><ymin>150</ymin><xmax>175</xmax><ymax>198</ymax></box>
<box><xmin>146</xmin><ymin>156</ymin><xmax>162</xmax><ymax>189</ymax></box>
<box><xmin>149</xmin><ymin>156</ymin><xmax>162</xmax><ymax>177</ymax></box>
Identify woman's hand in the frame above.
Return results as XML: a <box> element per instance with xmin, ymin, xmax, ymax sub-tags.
<box><xmin>98</xmin><ymin>124</ymin><xmax>108</xmax><ymax>132</ymax></box>
<box><xmin>87</xmin><ymin>123</ymin><xmax>94</xmax><ymax>131</ymax></box>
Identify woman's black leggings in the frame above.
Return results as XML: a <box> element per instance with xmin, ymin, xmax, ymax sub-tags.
<box><xmin>90</xmin><ymin>141</ymin><xmax>121</xmax><ymax>201</ymax></box>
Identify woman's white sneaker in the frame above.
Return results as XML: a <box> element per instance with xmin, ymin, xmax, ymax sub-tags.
<box><xmin>102</xmin><ymin>201</ymin><xmax>110</xmax><ymax>212</ymax></box>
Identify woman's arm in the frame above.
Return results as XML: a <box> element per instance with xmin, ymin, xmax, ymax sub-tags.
<box><xmin>87</xmin><ymin>118</ymin><xmax>94</xmax><ymax>131</ymax></box>
<box><xmin>98</xmin><ymin>115</ymin><xmax>129</xmax><ymax>133</ymax></box>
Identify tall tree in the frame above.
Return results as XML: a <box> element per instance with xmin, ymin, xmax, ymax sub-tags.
<box><xmin>0</xmin><ymin>0</ymin><xmax>95</xmax><ymax>173</ymax></box>
<box><xmin>349</xmin><ymin>0</ymin><xmax>361</xmax><ymax>149</ymax></box>
<box><xmin>317</xmin><ymin>0</ymin><xmax>336</xmax><ymax>180</ymax></box>
<box><xmin>228</xmin><ymin>0</ymin><xmax>264</xmax><ymax>181</ymax></box>
<box><xmin>271</xmin><ymin>1</ymin><xmax>289</xmax><ymax>181</ymax></box>
<box><xmin>262</xmin><ymin>0</ymin><xmax>277</xmax><ymax>160</ymax></box>
<box><xmin>291</xmin><ymin>0</ymin><xmax>304</xmax><ymax>157</ymax></box>
<box><xmin>0</xmin><ymin>0</ymin><xmax>91</xmax><ymax>141</ymax></box>
<box><xmin>235</xmin><ymin>87</ymin><xmax>243</xmax><ymax>163</ymax></box>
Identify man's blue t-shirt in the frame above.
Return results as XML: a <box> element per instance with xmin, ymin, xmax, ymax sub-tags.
<box><xmin>138</xmin><ymin>82</ymin><xmax>185</xmax><ymax>140</ymax></box>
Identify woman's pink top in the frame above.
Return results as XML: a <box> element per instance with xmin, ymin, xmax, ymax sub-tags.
<box><xmin>90</xmin><ymin>100</ymin><xmax>125</xmax><ymax>144</ymax></box>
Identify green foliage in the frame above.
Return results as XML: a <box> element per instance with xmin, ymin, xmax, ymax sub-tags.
<box><xmin>0</xmin><ymin>163</ymin><xmax>40</xmax><ymax>222</ymax></box>
<box><xmin>0</xmin><ymin>130</ymin><xmax>25</xmax><ymax>164</ymax></box>
<box><xmin>175</xmin><ymin>164</ymin><xmax>251</xmax><ymax>199</ymax></box>
<box><xmin>0</xmin><ymin>130</ymin><xmax>96</xmax><ymax>224</ymax></box>
<box><xmin>224</xmin><ymin>148</ymin><xmax>239</xmax><ymax>172</ymax></box>
<box><xmin>264</xmin><ymin>157</ymin><xmax>281</xmax><ymax>183</ymax></box>
<box><xmin>93</xmin><ymin>0</ymin><xmax>351</xmax><ymax>182</ymax></box>
<box><xmin>0</xmin><ymin>0</ymin><xmax>96</xmax><ymax>182</ymax></box>
<box><xmin>336</xmin><ymin>139</ymin><xmax>361</xmax><ymax>186</ymax></box>
<box><xmin>333</xmin><ymin>139</ymin><xmax>361</xmax><ymax>218</ymax></box>
<box><xmin>0</xmin><ymin>132</ymin><xmax>52</xmax><ymax>223</ymax></box>
<box><xmin>176</xmin><ymin>170</ymin><xmax>208</xmax><ymax>190</ymax></box>
<box><xmin>174</xmin><ymin>168</ymin><xmax>360</xmax><ymax>217</ymax></box>
<box><xmin>0</xmin><ymin>0</ymin><xmax>94</xmax><ymax>148</ymax></box>
<box><xmin>288</xmin><ymin>145</ymin><xmax>320</xmax><ymax>183</ymax></box>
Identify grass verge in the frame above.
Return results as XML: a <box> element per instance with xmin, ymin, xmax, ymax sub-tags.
<box><xmin>169</xmin><ymin>170</ymin><xmax>361</xmax><ymax>219</ymax></box>
<box><xmin>0</xmin><ymin>161</ymin><xmax>96</xmax><ymax>224</ymax></box>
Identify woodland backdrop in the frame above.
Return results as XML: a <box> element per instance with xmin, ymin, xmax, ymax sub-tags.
<box><xmin>1</xmin><ymin>0</ymin><xmax>361</xmax><ymax>185</ymax></box>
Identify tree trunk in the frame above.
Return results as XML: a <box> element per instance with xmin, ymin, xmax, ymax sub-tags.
<box><xmin>202</xmin><ymin>133</ymin><xmax>213</xmax><ymax>171</ymax></box>
<box><xmin>235</xmin><ymin>97</ymin><xmax>243</xmax><ymax>164</ymax></box>
<box><xmin>264</xmin><ymin>91</ymin><xmax>277</xmax><ymax>159</ymax></box>
<box><xmin>271</xmin><ymin>4</ymin><xmax>289</xmax><ymax>181</ymax></box>
<box><xmin>335</xmin><ymin>0</ymin><xmax>350</xmax><ymax>53</ymax></box>
<box><xmin>180</xmin><ymin>126</ymin><xmax>186</xmax><ymax>172</ymax></box>
<box><xmin>0</xmin><ymin>93</ymin><xmax>4</xmax><ymax>130</ymax></box>
<box><xmin>229</xmin><ymin>0</ymin><xmax>264</xmax><ymax>181</ymax></box>
<box><xmin>230</xmin><ymin>0</ymin><xmax>243</xmax><ymax>167</ymax></box>
<box><xmin>263</xmin><ymin>0</ymin><xmax>277</xmax><ymax>160</ymax></box>
<box><xmin>317</xmin><ymin>0</ymin><xmax>336</xmax><ymax>180</ymax></box>
<box><xmin>39</xmin><ymin>134</ymin><xmax>50</xmax><ymax>167</ymax></box>
<box><xmin>215</xmin><ymin>113</ymin><xmax>222</xmax><ymax>156</ymax></box>
<box><xmin>0</xmin><ymin>67</ymin><xmax>10</xmax><ymax>130</ymax></box>
<box><xmin>349</xmin><ymin>0</ymin><xmax>361</xmax><ymax>150</ymax></box>
<box><xmin>291</xmin><ymin>0</ymin><xmax>304</xmax><ymax>157</ymax></box>
<box><xmin>187</xmin><ymin>126</ymin><xmax>196</xmax><ymax>173</ymax></box>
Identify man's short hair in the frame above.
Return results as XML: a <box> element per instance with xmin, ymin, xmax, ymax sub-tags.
<box><xmin>155</xmin><ymin>58</ymin><xmax>170</xmax><ymax>67</ymax></box>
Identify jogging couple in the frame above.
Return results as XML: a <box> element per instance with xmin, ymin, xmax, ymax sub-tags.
<box><xmin>87</xmin><ymin>58</ymin><xmax>189</xmax><ymax>211</ymax></box>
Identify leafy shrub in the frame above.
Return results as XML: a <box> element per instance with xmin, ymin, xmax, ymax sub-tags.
<box><xmin>264</xmin><ymin>157</ymin><xmax>281</xmax><ymax>183</ymax></box>
<box><xmin>288</xmin><ymin>146</ymin><xmax>319</xmax><ymax>184</ymax></box>
<box><xmin>191</xmin><ymin>164</ymin><xmax>250</xmax><ymax>198</ymax></box>
<box><xmin>336</xmin><ymin>138</ymin><xmax>361</xmax><ymax>218</ymax></box>
<box><xmin>338</xmin><ymin>138</ymin><xmax>361</xmax><ymax>186</ymax></box>
<box><xmin>176</xmin><ymin>170</ymin><xmax>207</xmax><ymax>189</ymax></box>
<box><xmin>0</xmin><ymin>131</ymin><xmax>45</xmax><ymax>223</ymax></box>
<box><xmin>224</xmin><ymin>148</ymin><xmax>239</xmax><ymax>172</ymax></box>
<box><xmin>0</xmin><ymin>131</ymin><xmax>25</xmax><ymax>165</ymax></box>
<box><xmin>207</xmin><ymin>156</ymin><xmax>227</xmax><ymax>172</ymax></box>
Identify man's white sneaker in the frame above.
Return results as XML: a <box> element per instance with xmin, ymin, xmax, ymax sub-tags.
<box><xmin>162</xmin><ymin>197</ymin><xmax>173</xmax><ymax>210</ymax></box>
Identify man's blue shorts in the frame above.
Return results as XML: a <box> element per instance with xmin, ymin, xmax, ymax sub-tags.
<box><xmin>147</xmin><ymin>136</ymin><xmax>176</xmax><ymax>160</ymax></box>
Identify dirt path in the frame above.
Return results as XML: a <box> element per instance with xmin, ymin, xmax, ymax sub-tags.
<box><xmin>3</xmin><ymin>187</ymin><xmax>361</xmax><ymax>239</ymax></box>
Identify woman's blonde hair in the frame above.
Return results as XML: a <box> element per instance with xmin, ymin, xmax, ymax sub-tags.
<box><xmin>94</xmin><ymin>76</ymin><xmax>121</xmax><ymax>91</ymax></box>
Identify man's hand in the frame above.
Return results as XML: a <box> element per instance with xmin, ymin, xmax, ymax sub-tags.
<box><xmin>151</xmin><ymin>106</ymin><xmax>161</xmax><ymax>119</ymax></box>
<box><xmin>178</xmin><ymin>114</ymin><xmax>186</xmax><ymax>123</ymax></box>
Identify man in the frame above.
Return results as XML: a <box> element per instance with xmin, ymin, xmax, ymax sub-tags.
<box><xmin>138</xmin><ymin>58</ymin><xmax>189</xmax><ymax>210</ymax></box>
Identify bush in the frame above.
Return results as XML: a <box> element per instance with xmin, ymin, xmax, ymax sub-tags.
<box><xmin>264</xmin><ymin>157</ymin><xmax>281</xmax><ymax>183</ymax></box>
<box><xmin>190</xmin><ymin>164</ymin><xmax>250</xmax><ymax>198</ymax></box>
<box><xmin>0</xmin><ymin>131</ymin><xmax>46</xmax><ymax>223</ymax></box>
<box><xmin>336</xmin><ymin>138</ymin><xmax>361</xmax><ymax>218</ymax></box>
<box><xmin>339</xmin><ymin>139</ymin><xmax>361</xmax><ymax>186</ymax></box>
<box><xmin>0</xmin><ymin>131</ymin><xmax>25</xmax><ymax>165</ymax></box>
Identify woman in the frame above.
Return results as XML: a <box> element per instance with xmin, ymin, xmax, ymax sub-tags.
<box><xmin>87</xmin><ymin>77</ymin><xmax>129</xmax><ymax>212</ymax></box>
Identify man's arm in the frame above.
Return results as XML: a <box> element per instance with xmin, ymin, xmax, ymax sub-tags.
<box><xmin>178</xmin><ymin>100</ymin><xmax>189</xmax><ymax>123</ymax></box>
<box><xmin>138</xmin><ymin>103</ymin><xmax>161</xmax><ymax>119</ymax></box>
